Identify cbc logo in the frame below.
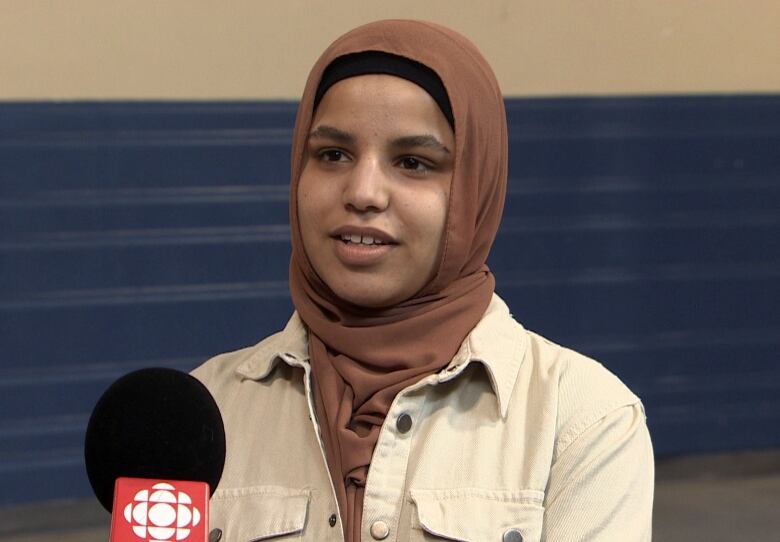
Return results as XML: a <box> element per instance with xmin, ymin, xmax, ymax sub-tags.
<box><xmin>123</xmin><ymin>482</ymin><xmax>201</xmax><ymax>541</ymax></box>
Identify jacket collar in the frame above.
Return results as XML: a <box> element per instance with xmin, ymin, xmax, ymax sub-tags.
<box><xmin>439</xmin><ymin>294</ymin><xmax>528</xmax><ymax>419</ymax></box>
<box><xmin>235</xmin><ymin>294</ymin><xmax>527</xmax><ymax>419</ymax></box>
<box><xmin>235</xmin><ymin>312</ymin><xmax>310</xmax><ymax>379</ymax></box>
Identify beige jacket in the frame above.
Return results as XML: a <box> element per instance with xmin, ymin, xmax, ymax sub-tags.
<box><xmin>192</xmin><ymin>294</ymin><xmax>654</xmax><ymax>542</ymax></box>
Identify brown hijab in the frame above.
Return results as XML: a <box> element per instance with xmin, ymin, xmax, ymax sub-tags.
<box><xmin>288</xmin><ymin>20</ymin><xmax>507</xmax><ymax>541</ymax></box>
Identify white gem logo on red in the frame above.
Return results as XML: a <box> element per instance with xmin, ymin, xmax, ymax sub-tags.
<box><xmin>123</xmin><ymin>482</ymin><xmax>202</xmax><ymax>541</ymax></box>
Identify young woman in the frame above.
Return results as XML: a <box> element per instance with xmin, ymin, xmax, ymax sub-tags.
<box><xmin>194</xmin><ymin>19</ymin><xmax>653</xmax><ymax>542</ymax></box>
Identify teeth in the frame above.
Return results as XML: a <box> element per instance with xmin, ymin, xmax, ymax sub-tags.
<box><xmin>339</xmin><ymin>233</ymin><xmax>385</xmax><ymax>245</ymax></box>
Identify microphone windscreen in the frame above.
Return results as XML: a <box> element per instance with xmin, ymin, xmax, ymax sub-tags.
<box><xmin>84</xmin><ymin>368</ymin><xmax>226</xmax><ymax>512</ymax></box>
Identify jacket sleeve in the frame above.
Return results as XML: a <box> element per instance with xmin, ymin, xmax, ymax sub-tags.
<box><xmin>541</xmin><ymin>402</ymin><xmax>654</xmax><ymax>541</ymax></box>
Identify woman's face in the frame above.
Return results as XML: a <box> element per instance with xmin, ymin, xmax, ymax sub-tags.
<box><xmin>298</xmin><ymin>74</ymin><xmax>455</xmax><ymax>308</ymax></box>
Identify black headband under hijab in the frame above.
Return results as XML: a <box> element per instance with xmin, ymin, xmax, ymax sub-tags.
<box><xmin>313</xmin><ymin>51</ymin><xmax>455</xmax><ymax>130</ymax></box>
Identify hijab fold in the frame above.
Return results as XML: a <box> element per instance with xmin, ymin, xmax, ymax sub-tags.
<box><xmin>288</xmin><ymin>20</ymin><xmax>508</xmax><ymax>541</ymax></box>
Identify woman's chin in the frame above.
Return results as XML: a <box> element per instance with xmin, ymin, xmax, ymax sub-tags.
<box><xmin>328</xmin><ymin>281</ymin><xmax>410</xmax><ymax>310</ymax></box>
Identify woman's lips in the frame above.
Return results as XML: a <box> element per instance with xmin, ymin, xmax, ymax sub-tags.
<box><xmin>332</xmin><ymin>236</ymin><xmax>395</xmax><ymax>266</ymax></box>
<box><xmin>331</xmin><ymin>226</ymin><xmax>397</xmax><ymax>245</ymax></box>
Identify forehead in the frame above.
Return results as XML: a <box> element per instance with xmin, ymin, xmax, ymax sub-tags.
<box><xmin>311</xmin><ymin>74</ymin><xmax>451</xmax><ymax>133</ymax></box>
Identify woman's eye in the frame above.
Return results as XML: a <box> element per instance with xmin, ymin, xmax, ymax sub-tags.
<box><xmin>320</xmin><ymin>149</ymin><xmax>347</xmax><ymax>162</ymax></box>
<box><xmin>399</xmin><ymin>157</ymin><xmax>429</xmax><ymax>172</ymax></box>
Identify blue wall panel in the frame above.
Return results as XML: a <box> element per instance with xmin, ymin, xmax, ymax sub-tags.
<box><xmin>1</xmin><ymin>96</ymin><xmax>779</xmax><ymax>505</ymax></box>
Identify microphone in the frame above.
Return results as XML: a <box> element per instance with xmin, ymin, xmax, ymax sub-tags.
<box><xmin>84</xmin><ymin>368</ymin><xmax>226</xmax><ymax>542</ymax></box>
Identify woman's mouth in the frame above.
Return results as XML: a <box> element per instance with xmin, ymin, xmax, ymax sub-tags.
<box><xmin>339</xmin><ymin>233</ymin><xmax>389</xmax><ymax>246</ymax></box>
<box><xmin>332</xmin><ymin>231</ymin><xmax>396</xmax><ymax>266</ymax></box>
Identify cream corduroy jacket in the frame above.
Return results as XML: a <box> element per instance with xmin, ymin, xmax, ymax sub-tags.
<box><xmin>192</xmin><ymin>294</ymin><xmax>654</xmax><ymax>542</ymax></box>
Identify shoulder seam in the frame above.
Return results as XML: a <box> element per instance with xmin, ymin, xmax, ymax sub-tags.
<box><xmin>555</xmin><ymin>399</ymin><xmax>644</xmax><ymax>459</ymax></box>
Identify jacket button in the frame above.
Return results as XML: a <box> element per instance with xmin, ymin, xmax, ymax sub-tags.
<box><xmin>209</xmin><ymin>528</ymin><xmax>223</xmax><ymax>542</ymax></box>
<box><xmin>329</xmin><ymin>513</ymin><xmax>338</xmax><ymax>527</ymax></box>
<box><xmin>396</xmin><ymin>413</ymin><xmax>413</xmax><ymax>434</ymax></box>
<box><xmin>370</xmin><ymin>520</ymin><xmax>390</xmax><ymax>540</ymax></box>
<box><xmin>502</xmin><ymin>528</ymin><xmax>523</xmax><ymax>542</ymax></box>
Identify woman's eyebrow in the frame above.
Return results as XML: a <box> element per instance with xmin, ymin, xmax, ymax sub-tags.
<box><xmin>392</xmin><ymin>135</ymin><xmax>451</xmax><ymax>154</ymax></box>
<box><xmin>308</xmin><ymin>127</ymin><xmax>450</xmax><ymax>155</ymax></box>
<box><xmin>308</xmin><ymin>125</ymin><xmax>354</xmax><ymax>143</ymax></box>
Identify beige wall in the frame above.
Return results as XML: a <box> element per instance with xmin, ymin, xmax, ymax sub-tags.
<box><xmin>1</xmin><ymin>0</ymin><xmax>779</xmax><ymax>100</ymax></box>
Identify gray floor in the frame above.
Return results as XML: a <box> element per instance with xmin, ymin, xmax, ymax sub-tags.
<box><xmin>3</xmin><ymin>451</ymin><xmax>780</xmax><ymax>541</ymax></box>
<box><xmin>652</xmin><ymin>450</ymin><xmax>780</xmax><ymax>542</ymax></box>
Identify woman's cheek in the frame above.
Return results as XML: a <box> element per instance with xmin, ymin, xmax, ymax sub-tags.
<box><xmin>297</xmin><ymin>180</ymin><xmax>319</xmax><ymax>218</ymax></box>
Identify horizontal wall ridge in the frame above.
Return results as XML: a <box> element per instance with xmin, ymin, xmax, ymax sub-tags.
<box><xmin>0</xmin><ymin>447</ymin><xmax>85</xmax><ymax>473</ymax></box>
<box><xmin>0</xmin><ymin>414</ymin><xmax>88</xmax><ymax>437</ymax></box>
<box><xmin>0</xmin><ymin>281</ymin><xmax>290</xmax><ymax>309</ymax></box>
<box><xmin>567</xmin><ymin>326</ymin><xmax>780</xmax><ymax>354</ymax></box>
<box><xmin>1</xmin><ymin>185</ymin><xmax>289</xmax><ymax>207</ymax></box>
<box><xmin>0</xmin><ymin>357</ymin><xmax>204</xmax><ymax>387</ymax></box>
<box><xmin>3</xmin><ymin>211</ymin><xmax>777</xmax><ymax>250</ymax></box>
<box><xmin>0</xmin><ymin>128</ymin><xmax>294</xmax><ymax>147</ymax></box>
<box><xmin>0</xmin><ymin>224</ymin><xmax>291</xmax><ymax>250</ymax></box>
<box><xmin>500</xmin><ymin>210</ymin><xmax>780</xmax><ymax>233</ymax></box>
<box><xmin>507</xmin><ymin>173</ymin><xmax>780</xmax><ymax>194</ymax></box>
<box><xmin>498</xmin><ymin>260</ymin><xmax>780</xmax><ymax>287</ymax></box>
<box><xmin>3</xmin><ymin>261</ymin><xmax>777</xmax><ymax>309</ymax></box>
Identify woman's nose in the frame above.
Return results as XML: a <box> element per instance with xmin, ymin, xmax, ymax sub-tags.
<box><xmin>342</xmin><ymin>156</ymin><xmax>389</xmax><ymax>213</ymax></box>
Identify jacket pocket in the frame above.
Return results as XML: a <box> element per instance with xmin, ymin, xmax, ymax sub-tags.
<box><xmin>209</xmin><ymin>485</ymin><xmax>310</xmax><ymax>542</ymax></box>
<box><xmin>409</xmin><ymin>488</ymin><xmax>544</xmax><ymax>542</ymax></box>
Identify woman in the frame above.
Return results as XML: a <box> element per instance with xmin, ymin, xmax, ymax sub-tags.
<box><xmin>194</xmin><ymin>19</ymin><xmax>653</xmax><ymax>542</ymax></box>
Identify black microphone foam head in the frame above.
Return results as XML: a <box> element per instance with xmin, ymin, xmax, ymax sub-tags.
<box><xmin>84</xmin><ymin>368</ymin><xmax>226</xmax><ymax>512</ymax></box>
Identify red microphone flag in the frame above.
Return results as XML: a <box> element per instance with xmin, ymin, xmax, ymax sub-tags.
<box><xmin>110</xmin><ymin>478</ymin><xmax>209</xmax><ymax>542</ymax></box>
